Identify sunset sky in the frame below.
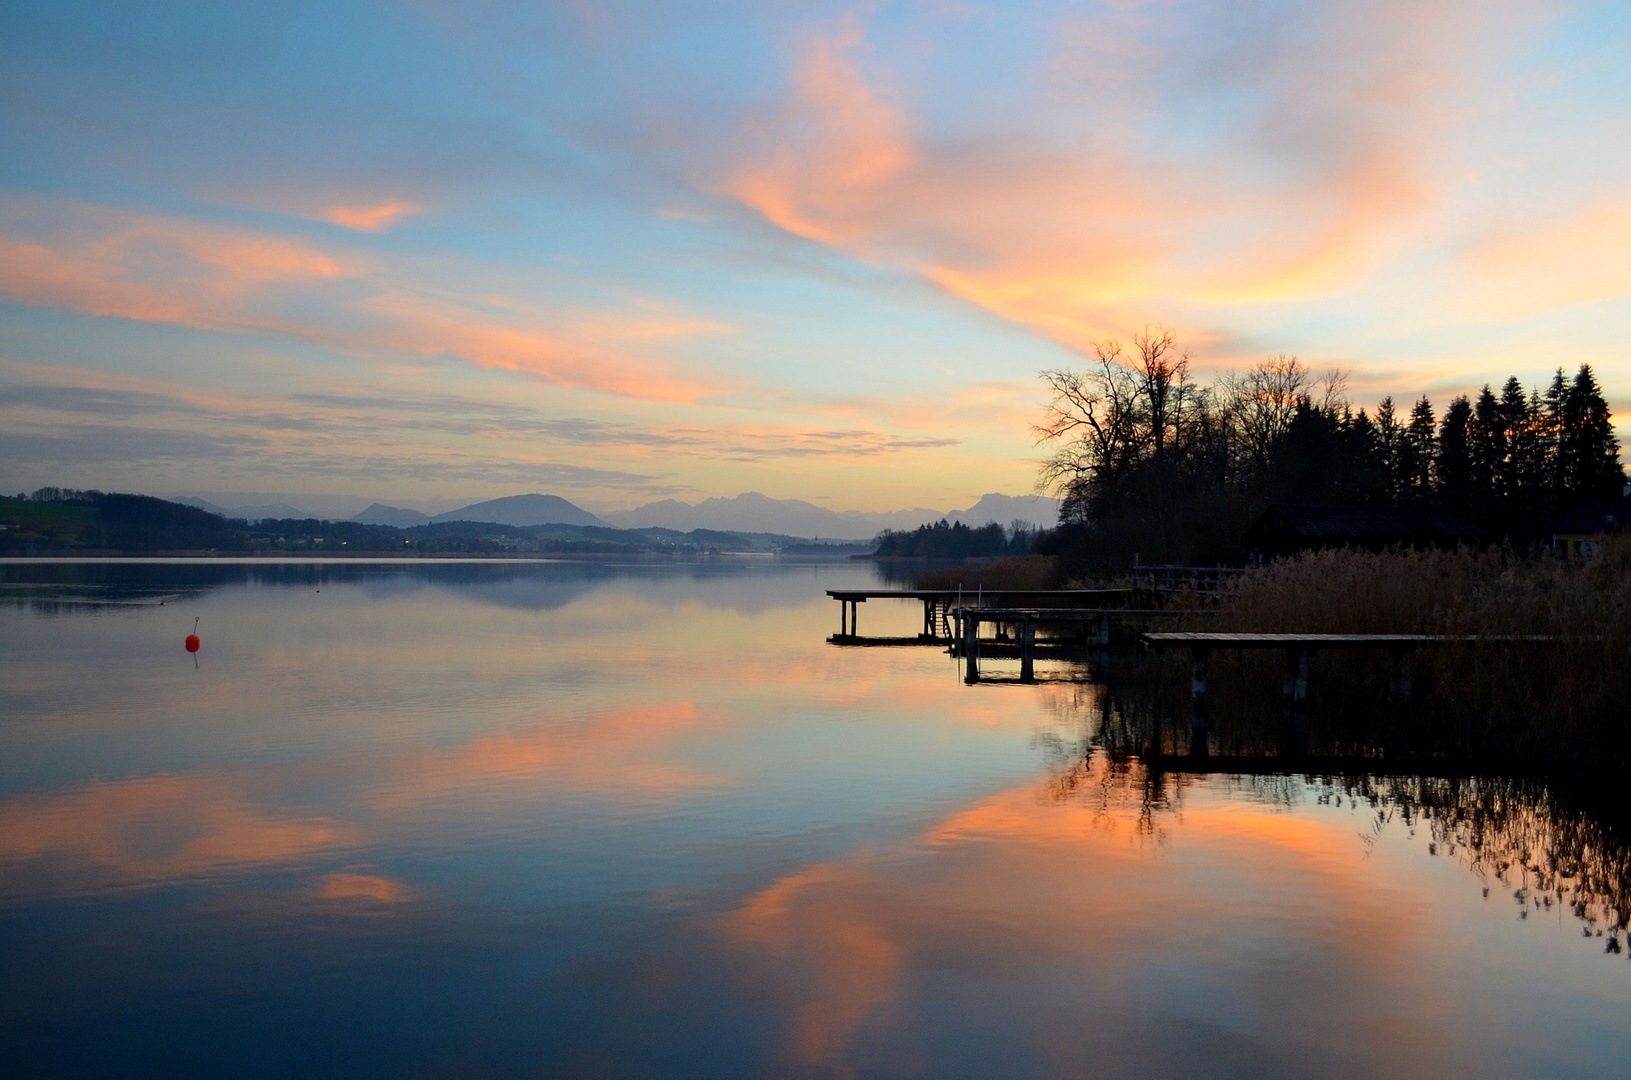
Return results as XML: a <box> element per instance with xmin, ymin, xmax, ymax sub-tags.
<box><xmin>2</xmin><ymin>0</ymin><xmax>1628</xmax><ymax>512</ymax></box>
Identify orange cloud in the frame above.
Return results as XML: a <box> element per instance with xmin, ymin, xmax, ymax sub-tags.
<box><xmin>730</xmin><ymin>22</ymin><xmax>914</xmax><ymax>246</ymax></box>
<box><xmin>0</xmin><ymin>197</ymin><xmax>724</xmax><ymax>404</ymax></box>
<box><xmin>1461</xmin><ymin>193</ymin><xmax>1631</xmax><ymax>318</ymax></box>
<box><xmin>718</xmin><ymin>4</ymin><xmax>1472</xmax><ymax>352</ymax></box>
<box><xmin>324</xmin><ymin>199</ymin><xmax>423</xmax><ymax>232</ymax></box>
<box><xmin>360</xmin><ymin>291</ymin><xmax>730</xmax><ymax>403</ymax></box>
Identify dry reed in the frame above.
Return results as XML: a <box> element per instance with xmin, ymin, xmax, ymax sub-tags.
<box><xmin>912</xmin><ymin>554</ymin><xmax>1056</xmax><ymax>591</ymax></box>
<box><xmin>1178</xmin><ymin>541</ymin><xmax>1631</xmax><ymax>763</ymax></box>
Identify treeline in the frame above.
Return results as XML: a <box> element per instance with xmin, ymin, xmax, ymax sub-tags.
<box><xmin>873</xmin><ymin>520</ymin><xmax>1039</xmax><ymax>558</ymax></box>
<box><xmin>0</xmin><ymin>491</ymin><xmax>768</xmax><ymax>554</ymax></box>
<box><xmin>1035</xmin><ymin>331</ymin><xmax>1626</xmax><ymax>570</ymax></box>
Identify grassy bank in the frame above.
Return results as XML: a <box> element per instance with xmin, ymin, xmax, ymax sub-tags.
<box><xmin>1165</xmin><ymin>543</ymin><xmax>1631</xmax><ymax>764</ymax></box>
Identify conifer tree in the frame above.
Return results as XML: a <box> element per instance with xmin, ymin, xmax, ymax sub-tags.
<box><xmin>1375</xmin><ymin>396</ymin><xmax>1402</xmax><ymax>506</ymax></box>
<box><xmin>1437</xmin><ymin>395</ymin><xmax>1472</xmax><ymax>512</ymax></box>
<box><xmin>1347</xmin><ymin>408</ymin><xmax>1386</xmax><ymax>505</ymax></box>
<box><xmin>1467</xmin><ymin>385</ymin><xmax>1502</xmax><ymax>515</ymax></box>
<box><xmin>1400</xmin><ymin>395</ymin><xmax>1437</xmax><ymax>506</ymax></box>
<box><xmin>1542</xmin><ymin>368</ymin><xmax>1569</xmax><ymax>500</ymax></box>
<box><xmin>1497</xmin><ymin>378</ymin><xmax>1535</xmax><ymax>508</ymax></box>
<box><xmin>1561</xmin><ymin>364</ymin><xmax>1626</xmax><ymax>501</ymax></box>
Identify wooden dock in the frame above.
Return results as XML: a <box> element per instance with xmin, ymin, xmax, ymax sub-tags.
<box><xmin>952</xmin><ymin>607</ymin><xmax>1188</xmax><ymax>683</ymax></box>
<box><xmin>827</xmin><ymin>588</ymin><xmax>1144</xmax><ymax>642</ymax></box>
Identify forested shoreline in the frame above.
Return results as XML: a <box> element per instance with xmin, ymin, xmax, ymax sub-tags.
<box><xmin>0</xmin><ymin>490</ymin><xmax>841</xmax><ymax>555</ymax></box>
<box><xmin>1033</xmin><ymin>331</ymin><xmax>1626</xmax><ymax>573</ymax></box>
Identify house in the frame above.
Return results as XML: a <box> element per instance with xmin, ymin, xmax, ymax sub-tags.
<box><xmin>1245</xmin><ymin>504</ymin><xmax>1483</xmax><ymax>559</ymax></box>
<box><xmin>1551</xmin><ymin>498</ymin><xmax>1629</xmax><ymax>559</ymax></box>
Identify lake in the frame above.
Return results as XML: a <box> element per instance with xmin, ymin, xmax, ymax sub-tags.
<box><xmin>2</xmin><ymin>558</ymin><xmax>1629</xmax><ymax>1078</ymax></box>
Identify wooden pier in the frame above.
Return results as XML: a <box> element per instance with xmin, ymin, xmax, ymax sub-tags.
<box><xmin>827</xmin><ymin>588</ymin><xmax>1144</xmax><ymax>643</ymax></box>
<box><xmin>952</xmin><ymin>607</ymin><xmax>1188</xmax><ymax>683</ymax></box>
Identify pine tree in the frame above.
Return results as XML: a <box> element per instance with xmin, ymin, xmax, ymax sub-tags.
<box><xmin>1346</xmin><ymin>408</ymin><xmax>1387</xmax><ymax>506</ymax></box>
<box><xmin>1375</xmin><ymin>396</ymin><xmax>1402</xmax><ymax>506</ymax></box>
<box><xmin>1467</xmin><ymin>385</ymin><xmax>1502</xmax><ymax>517</ymax></box>
<box><xmin>1437</xmin><ymin>395</ymin><xmax>1472</xmax><ymax>512</ymax></box>
<box><xmin>1401</xmin><ymin>395</ymin><xmax>1437</xmax><ymax>506</ymax></box>
<box><xmin>1498</xmin><ymin>378</ymin><xmax>1535</xmax><ymax>510</ymax></box>
<box><xmin>1541</xmin><ymin>368</ymin><xmax>1569</xmax><ymax>502</ymax></box>
<box><xmin>1561</xmin><ymin>364</ymin><xmax>1626</xmax><ymax>501</ymax></box>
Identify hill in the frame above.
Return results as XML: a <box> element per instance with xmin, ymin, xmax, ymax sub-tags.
<box><xmin>431</xmin><ymin>493</ymin><xmax>608</xmax><ymax>528</ymax></box>
<box><xmin>351</xmin><ymin>503</ymin><xmax>433</xmax><ymax>526</ymax></box>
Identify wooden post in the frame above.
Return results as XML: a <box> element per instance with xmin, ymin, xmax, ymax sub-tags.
<box><xmin>964</xmin><ymin>613</ymin><xmax>981</xmax><ymax>683</ymax></box>
<box><xmin>1283</xmin><ymin>648</ymin><xmax>1311</xmax><ymax>755</ymax></box>
<box><xmin>1190</xmin><ymin>646</ymin><xmax>1210</xmax><ymax>756</ymax></box>
<box><xmin>1389</xmin><ymin>646</ymin><xmax>1413</xmax><ymax>705</ymax></box>
<box><xmin>1020</xmin><ymin>617</ymin><xmax>1036</xmax><ymax>683</ymax></box>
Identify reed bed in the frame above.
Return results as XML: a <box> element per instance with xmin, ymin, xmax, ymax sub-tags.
<box><xmin>912</xmin><ymin>554</ymin><xmax>1056</xmax><ymax>591</ymax></box>
<box><xmin>1175</xmin><ymin>541</ymin><xmax>1631</xmax><ymax>763</ymax></box>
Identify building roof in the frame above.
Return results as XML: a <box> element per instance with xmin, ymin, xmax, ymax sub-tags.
<box><xmin>1246</xmin><ymin>504</ymin><xmax>1483</xmax><ymax>546</ymax></box>
<box><xmin>1552</xmin><ymin>499</ymin><xmax>1628</xmax><ymax>536</ymax></box>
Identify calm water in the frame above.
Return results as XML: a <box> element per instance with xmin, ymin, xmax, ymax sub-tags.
<box><xmin>3</xmin><ymin>559</ymin><xmax>1630</xmax><ymax>1079</ymax></box>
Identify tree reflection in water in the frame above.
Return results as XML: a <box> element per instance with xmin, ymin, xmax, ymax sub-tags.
<box><xmin>1031</xmin><ymin>679</ymin><xmax>1631</xmax><ymax>953</ymax></box>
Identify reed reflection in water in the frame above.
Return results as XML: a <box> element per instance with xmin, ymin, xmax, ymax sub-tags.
<box><xmin>0</xmin><ymin>560</ymin><xmax>1628</xmax><ymax>1078</ymax></box>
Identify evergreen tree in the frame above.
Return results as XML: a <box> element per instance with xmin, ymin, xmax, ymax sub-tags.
<box><xmin>1561</xmin><ymin>364</ymin><xmax>1626</xmax><ymax>501</ymax></box>
<box><xmin>1436</xmin><ymin>395</ymin><xmax>1472</xmax><ymax>512</ymax></box>
<box><xmin>1497</xmin><ymin>378</ymin><xmax>1535</xmax><ymax>509</ymax></box>
<box><xmin>1400</xmin><ymin>395</ymin><xmax>1437</xmax><ymax>506</ymax></box>
<box><xmin>1542</xmin><ymin>368</ymin><xmax>1570</xmax><ymax>501</ymax></box>
<box><xmin>1467</xmin><ymin>385</ymin><xmax>1502</xmax><ymax>516</ymax></box>
<box><xmin>1345</xmin><ymin>408</ymin><xmax>1387</xmax><ymax>506</ymax></box>
<box><xmin>1375</xmin><ymin>396</ymin><xmax>1402</xmax><ymax>506</ymax></box>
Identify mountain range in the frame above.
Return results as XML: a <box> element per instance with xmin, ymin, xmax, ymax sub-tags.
<box><xmin>169</xmin><ymin>490</ymin><xmax>1059</xmax><ymax>539</ymax></box>
<box><xmin>601</xmin><ymin>491</ymin><xmax>1059</xmax><ymax>540</ymax></box>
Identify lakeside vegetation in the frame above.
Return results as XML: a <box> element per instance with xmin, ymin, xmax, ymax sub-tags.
<box><xmin>1120</xmin><ymin>543</ymin><xmax>1631</xmax><ymax>765</ymax></box>
<box><xmin>873</xmin><ymin>519</ymin><xmax>1039</xmax><ymax>559</ymax></box>
<box><xmin>1034</xmin><ymin>331</ymin><xmax>1625</xmax><ymax>575</ymax></box>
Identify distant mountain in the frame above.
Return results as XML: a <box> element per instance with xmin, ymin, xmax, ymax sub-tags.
<box><xmin>168</xmin><ymin>496</ymin><xmax>312</xmax><ymax>521</ymax></box>
<box><xmin>229</xmin><ymin>503</ymin><xmax>311</xmax><ymax>522</ymax></box>
<box><xmin>602</xmin><ymin>491</ymin><xmax>1060</xmax><ymax>541</ymax></box>
<box><xmin>170</xmin><ymin>496</ymin><xmax>232</xmax><ymax>517</ymax></box>
<box><xmin>432</xmin><ymin>493</ymin><xmax>608</xmax><ymax>528</ymax></box>
<box><xmin>946</xmin><ymin>493</ymin><xmax>1060</xmax><ymax>530</ymax></box>
<box><xmin>351</xmin><ymin>503</ymin><xmax>432</xmax><ymax>527</ymax></box>
<box><xmin>166</xmin><ymin>492</ymin><xmax>378</xmax><ymax>519</ymax></box>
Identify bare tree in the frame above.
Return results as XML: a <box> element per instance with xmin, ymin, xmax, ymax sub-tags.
<box><xmin>1221</xmin><ymin>355</ymin><xmax>1311</xmax><ymax>475</ymax></box>
<box><xmin>1035</xmin><ymin>339</ymin><xmax>1145</xmax><ymax>523</ymax></box>
<box><xmin>1035</xmin><ymin>328</ymin><xmax>1205</xmax><ymax>525</ymax></box>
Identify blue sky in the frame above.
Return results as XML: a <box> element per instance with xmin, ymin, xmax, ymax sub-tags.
<box><xmin>1</xmin><ymin>0</ymin><xmax>1628</xmax><ymax>511</ymax></box>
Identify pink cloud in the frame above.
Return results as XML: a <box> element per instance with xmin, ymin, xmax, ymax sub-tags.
<box><xmin>1459</xmin><ymin>193</ymin><xmax>1631</xmax><ymax>318</ymax></box>
<box><xmin>716</xmin><ymin>2</ymin><xmax>1499</xmax><ymax>352</ymax></box>
<box><xmin>324</xmin><ymin>199</ymin><xmax>424</xmax><ymax>232</ymax></box>
<box><xmin>0</xmin><ymin>198</ymin><xmax>725</xmax><ymax>404</ymax></box>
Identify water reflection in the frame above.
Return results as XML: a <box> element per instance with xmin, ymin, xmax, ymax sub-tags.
<box><xmin>0</xmin><ymin>557</ymin><xmax>845</xmax><ymax>615</ymax></box>
<box><xmin>2</xmin><ymin>562</ymin><xmax>1629</xmax><ymax>1078</ymax></box>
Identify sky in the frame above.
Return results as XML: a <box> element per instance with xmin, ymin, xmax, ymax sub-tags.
<box><xmin>1</xmin><ymin>0</ymin><xmax>1628</xmax><ymax>513</ymax></box>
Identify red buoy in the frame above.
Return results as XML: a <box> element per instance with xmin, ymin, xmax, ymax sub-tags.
<box><xmin>185</xmin><ymin>616</ymin><xmax>201</xmax><ymax>653</ymax></box>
